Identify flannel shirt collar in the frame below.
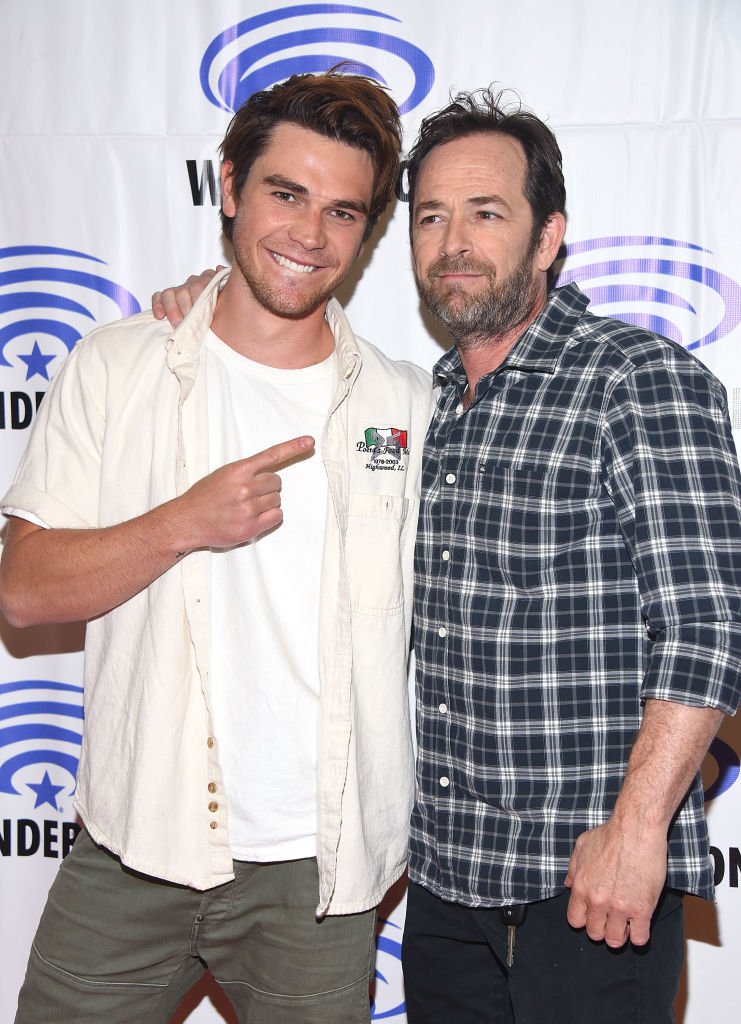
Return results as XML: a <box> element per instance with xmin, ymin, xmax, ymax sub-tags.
<box><xmin>433</xmin><ymin>282</ymin><xmax>591</xmax><ymax>391</ymax></box>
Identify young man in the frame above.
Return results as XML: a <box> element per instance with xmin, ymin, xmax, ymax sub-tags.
<box><xmin>0</xmin><ymin>72</ymin><xmax>432</xmax><ymax>1024</ymax></box>
<box><xmin>155</xmin><ymin>87</ymin><xmax>741</xmax><ymax>1022</ymax></box>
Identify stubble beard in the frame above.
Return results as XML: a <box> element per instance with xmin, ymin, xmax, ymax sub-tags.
<box><xmin>230</xmin><ymin>235</ymin><xmax>340</xmax><ymax>321</ymax></box>
<box><xmin>417</xmin><ymin>240</ymin><xmax>541</xmax><ymax>351</ymax></box>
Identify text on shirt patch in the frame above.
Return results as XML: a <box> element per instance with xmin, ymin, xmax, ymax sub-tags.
<box><xmin>357</xmin><ymin>427</ymin><xmax>409</xmax><ymax>472</ymax></box>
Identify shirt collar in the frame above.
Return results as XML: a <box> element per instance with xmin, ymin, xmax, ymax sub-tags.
<box><xmin>165</xmin><ymin>266</ymin><xmax>229</xmax><ymax>378</ymax></box>
<box><xmin>324</xmin><ymin>296</ymin><xmax>362</xmax><ymax>384</ymax></box>
<box><xmin>433</xmin><ymin>282</ymin><xmax>590</xmax><ymax>389</ymax></box>
<box><xmin>165</xmin><ymin>269</ymin><xmax>361</xmax><ymax>386</ymax></box>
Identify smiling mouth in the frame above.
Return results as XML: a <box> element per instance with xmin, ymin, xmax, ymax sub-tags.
<box><xmin>271</xmin><ymin>251</ymin><xmax>318</xmax><ymax>274</ymax></box>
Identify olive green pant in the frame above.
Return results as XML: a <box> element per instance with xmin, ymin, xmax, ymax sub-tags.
<box><xmin>15</xmin><ymin>829</ymin><xmax>376</xmax><ymax>1024</ymax></box>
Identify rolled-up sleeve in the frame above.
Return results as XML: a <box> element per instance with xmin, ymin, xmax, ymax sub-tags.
<box><xmin>1</xmin><ymin>338</ymin><xmax>104</xmax><ymax>529</ymax></box>
<box><xmin>601</xmin><ymin>360</ymin><xmax>741</xmax><ymax>714</ymax></box>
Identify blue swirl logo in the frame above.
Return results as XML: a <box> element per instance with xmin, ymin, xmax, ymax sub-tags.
<box><xmin>0</xmin><ymin>679</ymin><xmax>83</xmax><ymax>811</ymax></box>
<box><xmin>372</xmin><ymin>918</ymin><xmax>405</xmax><ymax>1020</ymax></box>
<box><xmin>0</xmin><ymin>245</ymin><xmax>140</xmax><ymax>384</ymax></box>
<box><xmin>200</xmin><ymin>4</ymin><xmax>434</xmax><ymax>116</ymax></box>
<box><xmin>703</xmin><ymin>737</ymin><xmax>740</xmax><ymax>802</ymax></box>
<box><xmin>555</xmin><ymin>236</ymin><xmax>741</xmax><ymax>351</ymax></box>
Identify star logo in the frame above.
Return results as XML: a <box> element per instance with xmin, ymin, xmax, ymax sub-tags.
<box><xmin>27</xmin><ymin>770</ymin><xmax>66</xmax><ymax>810</ymax></box>
<box><xmin>18</xmin><ymin>340</ymin><xmax>56</xmax><ymax>381</ymax></box>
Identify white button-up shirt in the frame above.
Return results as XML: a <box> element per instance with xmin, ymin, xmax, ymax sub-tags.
<box><xmin>2</xmin><ymin>270</ymin><xmax>433</xmax><ymax>914</ymax></box>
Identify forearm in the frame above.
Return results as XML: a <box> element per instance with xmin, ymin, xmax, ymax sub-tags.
<box><xmin>611</xmin><ymin>697</ymin><xmax>724</xmax><ymax>833</ymax></box>
<box><xmin>0</xmin><ymin>500</ymin><xmax>193</xmax><ymax>626</ymax></box>
<box><xmin>0</xmin><ymin>434</ymin><xmax>313</xmax><ymax>627</ymax></box>
<box><xmin>565</xmin><ymin>697</ymin><xmax>724</xmax><ymax>945</ymax></box>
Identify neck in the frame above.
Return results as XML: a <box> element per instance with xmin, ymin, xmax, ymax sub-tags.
<box><xmin>210</xmin><ymin>273</ymin><xmax>334</xmax><ymax>369</ymax></box>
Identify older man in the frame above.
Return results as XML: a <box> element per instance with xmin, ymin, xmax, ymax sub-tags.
<box><xmin>402</xmin><ymin>88</ymin><xmax>741</xmax><ymax>1024</ymax></box>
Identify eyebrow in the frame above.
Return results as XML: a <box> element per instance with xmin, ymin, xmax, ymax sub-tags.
<box><xmin>415</xmin><ymin>194</ymin><xmax>513</xmax><ymax>214</ymax></box>
<box><xmin>263</xmin><ymin>174</ymin><xmax>370</xmax><ymax>217</ymax></box>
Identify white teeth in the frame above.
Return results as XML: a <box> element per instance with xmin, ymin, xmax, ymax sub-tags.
<box><xmin>272</xmin><ymin>252</ymin><xmax>316</xmax><ymax>274</ymax></box>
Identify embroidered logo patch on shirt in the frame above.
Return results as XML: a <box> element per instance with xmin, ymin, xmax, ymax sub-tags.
<box><xmin>357</xmin><ymin>426</ymin><xmax>409</xmax><ymax>471</ymax></box>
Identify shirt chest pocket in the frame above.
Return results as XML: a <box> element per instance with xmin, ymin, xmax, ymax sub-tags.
<box><xmin>345</xmin><ymin>493</ymin><xmax>409</xmax><ymax>614</ymax></box>
<box><xmin>474</xmin><ymin>462</ymin><xmax>598</xmax><ymax>583</ymax></box>
<box><xmin>488</xmin><ymin>462</ymin><xmax>593</xmax><ymax>502</ymax></box>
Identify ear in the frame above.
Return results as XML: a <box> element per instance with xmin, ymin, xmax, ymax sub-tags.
<box><xmin>221</xmin><ymin>160</ymin><xmax>238</xmax><ymax>218</ymax></box>
<box><xmin>535</xmin><ymin>212</ymin><xmax>566</xmax><ymax>272</ymax></box>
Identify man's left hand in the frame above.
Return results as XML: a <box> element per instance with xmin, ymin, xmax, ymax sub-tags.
<box><xmin>564</xmin><ymin>818</ymin><xmax>667</xmax><ymax>948</ymax></box>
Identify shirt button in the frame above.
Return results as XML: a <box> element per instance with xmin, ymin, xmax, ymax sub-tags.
<box><xmin>438</xmin><ymin>703</ymin><xmax>448</xmax><ymax>714</ymax></box>
<box><xmin>207</xmin><ymin>736</ymin><xmax>215</xmax><ymax>748</ymax></box>
<box><xmin>445</xmin><ymin>472</ymin><xmax>456</xmax><ymax>484</ymax></box>
<box><xmin>439</xmin><ymin>776</ymin><xmax>450</xmax><ymax>788</ymax></box>
<box><xmin>442</xmin><ymin>550</ymin><xmax>450</xmax><ymax>561</ymax></box>
<box><xmin>207</xmin><ymin>782</ymin><xmax>217</xmax><ymax>794</ymax></box>
<box><xmin>209</xmin><ymin>821</ymin><xmax>218</xmax><ymax>830</ymax></box>
<box><xmin>438</xmin><ymin>627</ymin><xmax>447</xmax><ymax>638</ymax></box>
<box><xmin>455</xmin><ymin>402</ymin><xmax>464</xmax><ymax>415</ymax></box>
<box><xmin>208</xmin><ymin>801</ymin><xmax>218</xmax><ymax>812</ymax></box>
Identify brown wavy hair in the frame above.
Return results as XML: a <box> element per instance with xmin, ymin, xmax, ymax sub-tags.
<box><xmin>220</xmin><ymin>69</ymin><xmax>401</xmax><ymax>242</ymax></box>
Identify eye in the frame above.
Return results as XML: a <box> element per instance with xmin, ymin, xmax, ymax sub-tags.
<box><xmin>418</xmin><ymin>213</ymin><xmax>442</xmax><ymax>226</ymax></box>
<box><xmin>273</xmin><ymin>191</ymin><xmax>296</xmax><ymax>202</ymax></box>
<box><xmin>330</xmin><ymin>209</ymin><xmax>355</xmax><ymax>222</ymax></box>
<box><xmin>478</xmin><ymin>210</ymin><xmax>501</xmax><ymax>220</ymax></box>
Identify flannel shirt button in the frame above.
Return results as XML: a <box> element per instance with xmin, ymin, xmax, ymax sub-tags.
<box><xmin>442</xmin><ymin>550</ymin><xmax>450</xmax><ymax>561</ymax></box>
<box><xmin>455</xmin><ymin>402</ymin><xmax>464</xmax><ymax>415</ymax></box>
<box><xmin>438</xmin><ymin>627</ymin><xmax>447</xmax><ymax>638</ymax></box>
<box><xmin>439</xmin><ymin>776</ymin><xmax>450</xmax><ymax>788</ymax></box>
<box><xmin>445</xmin><ymin>472</ymin><xmax>456</xmax><ymax>484</ymax></box>
<box><xmin>438</xmin><ymin>703</ymin><xmax>448</xmax><ymax>714</ymax></box>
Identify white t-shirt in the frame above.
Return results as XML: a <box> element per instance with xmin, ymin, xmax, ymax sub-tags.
<box><xmin>206</xmin><ymin>330</ymin><xmax>334</xmax><ymax>861</ymax></box>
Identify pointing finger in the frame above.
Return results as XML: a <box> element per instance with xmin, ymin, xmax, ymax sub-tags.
<box><xmin>248</xmin><ymin>436</ymin><xmax>315</xmax><ymax>473</ymax></box>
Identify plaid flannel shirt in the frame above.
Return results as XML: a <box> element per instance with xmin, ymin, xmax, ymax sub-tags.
<box><xmin>410</xmin><ymin>283</ymin><xmax>741</xmax><ymax>906</ymax></box>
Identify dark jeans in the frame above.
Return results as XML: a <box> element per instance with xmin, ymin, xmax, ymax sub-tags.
<box><xmin>402</xmin><ymin>882</ymin><xmax>684</xmax><ymax>1024</ymax></box>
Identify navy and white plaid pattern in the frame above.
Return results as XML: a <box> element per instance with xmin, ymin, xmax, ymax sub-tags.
<box><xmin>410</xmin><ymin>283</ymin><xmax>741</xmax><ymax>906</ymax></box>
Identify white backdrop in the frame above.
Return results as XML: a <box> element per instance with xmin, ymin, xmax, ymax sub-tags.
<box><xmin>1</xmin><ymin>1</ymin><xmax>740</xmax><ymax>1020</ymax></box>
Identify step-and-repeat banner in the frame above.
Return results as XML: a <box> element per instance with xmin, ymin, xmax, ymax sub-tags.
<box><xmin>1</xmin><ymin>2</ymin><xmax>740</xmax><ymax>1020</ymax></box>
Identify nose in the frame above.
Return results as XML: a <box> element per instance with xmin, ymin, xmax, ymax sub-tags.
<box><xmin>288</xmin><ymin>206</ymin><xmax>326</xmax><ymax>250</ymax></box>
<box><xmin>439</xmin><ymin>215</ymin><xmax>471</xmax><ymax>259</ymax></box>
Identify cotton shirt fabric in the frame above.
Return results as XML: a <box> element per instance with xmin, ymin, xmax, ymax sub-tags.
<box><xmin>206</xmin><ymin>333</ymin><xmax>334</xmax><ymax>862</ymax></box>
<box><xmin>2</xmin><ymin>269</ymin><xmax>434</xmax><ymax>915</ymax></box>
<box><xmin>410</xmin><ymin>282</ymin><xmax>741</xmax><ymax>907</ymax></box>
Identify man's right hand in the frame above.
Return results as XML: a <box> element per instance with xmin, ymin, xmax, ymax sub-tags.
<box><xmin>176</xmin><ymin>435</ymin><xmax>315</xmax><ymax>553</ymax></box>
<box><xmin>0</xmin><ymin>435</ymin><xmax>315</xmax><ymax>628</ymax></box>
<box><xmin>152</xmin><ymin>267</ymin><xmax>224</xmax><ymax>327</ymax></box>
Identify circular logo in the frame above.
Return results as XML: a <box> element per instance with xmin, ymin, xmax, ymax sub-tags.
<box><xmin>200</xmin><ymin>4</ymin><xmax>435</xmax><ymax>116</ymax></box>
<box><xmin>555</xmin><ymin>236</ymin><xmax>741</xmax><ymax>350</ymax></box>
<box><xmin>0</xmin><ymin>245</ymin><xmax>140</xmax><ymax>383</ymax></box>
<box><xmin>703</xmin><ymin>736</ymin><xmax>740</xmax><ymax>802</ymax></box>
<box><xmin>372</xmin><ymin>918</ymin><xmax>405</xmax><ymax>1020</ymax></box>
<box><xmin>0</xmin><ymin>679</ymin><xmax>83</xmax><ymax>810</ymax></box>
